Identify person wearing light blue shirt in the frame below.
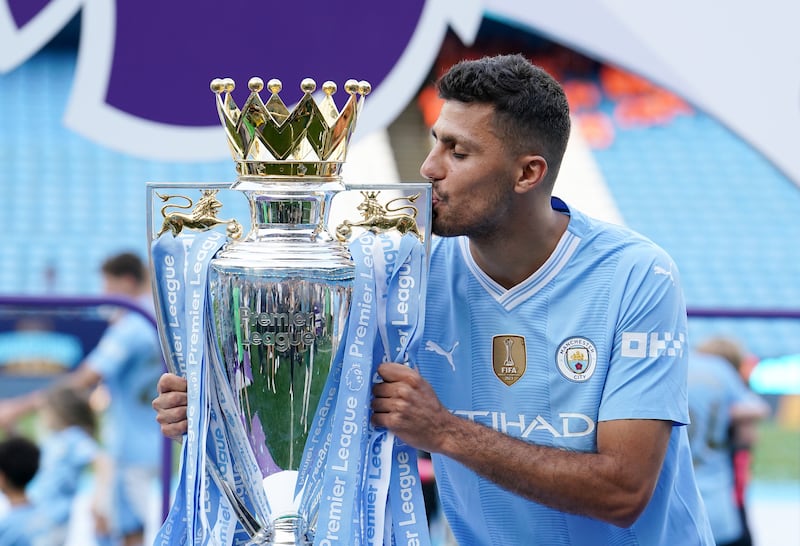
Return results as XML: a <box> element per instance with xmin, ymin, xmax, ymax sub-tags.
<box><xmin>81</xmin><ymin>254</ymin><xmax>162</xmax><ymax>546</ymax></box>
<box><xmin>27</xmin><ymin>385</ymin><xmax>100</xmax><ymax>545</ymax></box>
<box><xmin>0</xmin><ymin>436</ymin><xmax>48</xmax><ymax>546</ymax></box>
<box><xmin>152</xmin><ymin>55</ymin><xmax>715</xmax><ymax>545</ymax></box>
<box><xmin>369</xmin><ymin>54</ymin><xmax>714</xmax><ymax>545</ymax></box>
<box><xmin>0</xmin><ymin>253</ymin><xmax>162</xmax><ymax>546</ymax></box>
<box><xmin>688</xmin><ymin>347</ymin><xmax>769</xmax><ymax>546</ymax></box>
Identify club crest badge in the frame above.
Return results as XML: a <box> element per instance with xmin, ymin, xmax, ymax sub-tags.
<box><xmin>492</xmin><ymin>335</ymin><xmax>526</xmax><ymax>386</ymax></box>
<box><xmin>556</xmin><ymin>337</ymin><xmax>597</xmax><ymax>382</ymax></box>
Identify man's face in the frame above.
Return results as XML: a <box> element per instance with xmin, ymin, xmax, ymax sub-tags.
<box><xmin>102</xmin><ymin>274</ymin><xmax>136</xmax><ymax>297</ymax></box>
<box><xmin>420</xmin><ymin>101</ymin><xmax>519</xmax><ymax>239</ymax></box>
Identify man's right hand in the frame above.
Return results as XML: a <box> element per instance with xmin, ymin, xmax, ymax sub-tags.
<box><xmin>152</xmin><ymin>372</ymin><xmax>188</xmax><ymax>441</ymax></box>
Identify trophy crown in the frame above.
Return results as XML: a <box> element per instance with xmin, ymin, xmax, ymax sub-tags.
<box><xmin>211</xmin><ymin>76</ymin><xmax>371</xmax><ymax>179</ymax></box>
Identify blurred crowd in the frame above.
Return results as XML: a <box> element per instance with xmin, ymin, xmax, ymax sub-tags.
<box><xmin>0</xmin><ymin>253</ymin><xmax>163</xmax><ymax>546</ymax></box>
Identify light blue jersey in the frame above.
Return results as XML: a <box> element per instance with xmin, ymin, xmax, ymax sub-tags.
<box><xmin>416</xmin><ymin>198</ymin><xmax>713</xmax><ymax>545</ymax></box>
<box><xmin>27</xmin><ymin>426</ymin><xmax>98</xmax><ymax>541</ymax></box>
<box><xmin>0</xmin><ymin>503</ymin><xmax>49</xmax><ymax>546</ymax></box>
<box><xmin>687</xmin><ymin>351</ymin><xmax>762</xmax><ymax>544</ymax></box>
<box><xmin>85</xmin><ymin>297</ymin><xmax>162</xmax><ymax>467</ymax></box>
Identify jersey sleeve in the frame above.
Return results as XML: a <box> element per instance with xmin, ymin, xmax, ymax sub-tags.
<box><xmin>598</xmin><ymin>247</ymin><xmax>690</xmax><ymax>425</ymax></box>
<box><xmin>84</xmin><ymin>313</ymin><xmax>152</xmax><ymax>378</ymax></box>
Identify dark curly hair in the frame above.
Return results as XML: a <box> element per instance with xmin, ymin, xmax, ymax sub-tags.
<box><xmin>0</xmin><ymin>435</ymin><xmax>40</xmax><ymax>490</ymax></box>
<box><xmin>436</xmin><ymin>53</ymin><xmax>571</xmax><ymax>184</ymax></box>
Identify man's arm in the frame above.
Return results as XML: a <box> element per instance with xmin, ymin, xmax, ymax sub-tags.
<box><xmin>0</xmin><ymin>364</ymin><xmax>101</xmax><ymax>429</ymax></box>
<box><xmin>371</xmin><ymin>362</ymin><xmax>671</xmax><ymax>528</ymax></box>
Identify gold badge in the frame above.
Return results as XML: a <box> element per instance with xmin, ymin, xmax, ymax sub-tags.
<box><xmin>492</xmin><ymin>335</ymin><xmax>526</xmax><ymax>386</ymax></box>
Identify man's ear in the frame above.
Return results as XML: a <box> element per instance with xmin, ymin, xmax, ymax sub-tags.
<box><xmin>515</xmin><ymin>155</ymin><xmax>548</xmax><ymax>194</ymax></box>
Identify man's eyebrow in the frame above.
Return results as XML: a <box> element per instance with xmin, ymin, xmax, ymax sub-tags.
<box><xmin>431</xmin><ymin>129</ymin><xmax>457</xmax><ymax>146</ymax></box>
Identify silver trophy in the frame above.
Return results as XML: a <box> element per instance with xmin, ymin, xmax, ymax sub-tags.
<box><xmin>148</xmin><ymin>75</ymin><xmax>430</xmax><ymax>545</ymax></box>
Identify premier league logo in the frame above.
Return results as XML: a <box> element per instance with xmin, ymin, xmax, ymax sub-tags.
<box><xmin>0</xmin><ymin>0</ymin><xmax>483</xmax><ymax>160</ymax></box>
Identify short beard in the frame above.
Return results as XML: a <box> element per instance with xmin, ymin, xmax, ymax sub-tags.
<box><xmin>431</xmin><ymin>190</ymin><xmax>514</xmax><ymax>240</ymax></box>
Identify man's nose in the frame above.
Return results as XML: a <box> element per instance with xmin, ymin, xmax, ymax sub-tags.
<box><xmin>419</xmin><ymin>148</ymin><xmax>439</xmax><ymax>181</ymax></box>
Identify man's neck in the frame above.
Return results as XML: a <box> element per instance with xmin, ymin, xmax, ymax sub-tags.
<box><xmin>468</xmin><ymin>208</ymin><xmax>569</xmax><ymax>290</ymax></box>
<box><xmin>4</xmin><ymin>490</ymin><xmax>29</xmax><ymax>506</ymax></box>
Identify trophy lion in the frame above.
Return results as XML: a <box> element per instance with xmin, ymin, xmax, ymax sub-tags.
<box><xmin>156</xmin><ymin>189</ymin><xmax>243</xmax><ymax>239</ymax></box>
<box><xmin>335</xmin><ymin>191</ymin><xmax>422</xmax><ymax>242</ymax></box>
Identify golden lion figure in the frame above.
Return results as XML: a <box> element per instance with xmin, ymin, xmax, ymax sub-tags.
<box><xmin>335</xmin><ymin>191</ymin><xmax>423</xmax><ymax>242</ymax></box>
<box><xmin>156</xmin><ymin>189</ymin><xmax>243</xmax><ymax>239</ymax></box>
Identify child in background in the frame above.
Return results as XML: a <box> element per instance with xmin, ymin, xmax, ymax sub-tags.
<box><xmin>0</xmin><ymin>435</ymin><xmax>46</xmax><ymax>546</ymax></box>
<box><xmin>26</xmin><ymin>385</ymin><xmax>104</xmax><ymax>545</ymax></box>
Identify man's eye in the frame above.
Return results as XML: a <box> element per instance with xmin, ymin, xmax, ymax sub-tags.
<box><xmin>452</xmin><ymin>151</ymin><xmax>467</xmax><ymax>159</ymax></box>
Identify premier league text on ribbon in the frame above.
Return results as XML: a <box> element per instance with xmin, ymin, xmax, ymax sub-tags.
<box><xmin>318</xmin><ymin>233</ymin><xmax>376</xmax><ymax>546</ymax></box>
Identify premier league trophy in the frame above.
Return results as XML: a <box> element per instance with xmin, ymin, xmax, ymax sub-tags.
<box><xmin>149</xmin><ymin>75</ymin><xmax>431</xmax><ymax>546</ymax></box>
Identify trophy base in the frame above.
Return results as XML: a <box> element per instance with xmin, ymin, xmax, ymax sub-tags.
<box><xmin>247</xmin><ymin>470</ymin><xmax>312</xmax><ymax>546</ymax></box>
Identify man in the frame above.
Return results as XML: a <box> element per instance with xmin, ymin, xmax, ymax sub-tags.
<box><xmin>154</xmin><ymin>54</ymin><xmax>714</xmax><ymax>544</ymax></box>
<box><xmin>688</xmin><ymin>340</ymin><xmax>770</xmax><ymax>546</ymax></box>
<box><xmin>0</xmin><ymin>252</ymin><xmax>163</xmax><ymax>546</ymax></box>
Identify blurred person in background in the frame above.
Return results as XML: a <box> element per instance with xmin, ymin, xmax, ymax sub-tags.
<box><xmin>0</xmin><ymin>252</ymin><xmax>163</xmax><ymax>546</ymax></box>
<box><xmin>0</xmin><ymin>435</ymin><xmax>46</xmax><ymax>546</ymax></box>
<box><xmin>688</xmin><ymin>339</ymin><xmax>770</xmax><ymax>546</ymax></box>
<box><xmin>27</xmin><ymin>384</ymin><xmax>105</xmax><ymax>545</ymax></box>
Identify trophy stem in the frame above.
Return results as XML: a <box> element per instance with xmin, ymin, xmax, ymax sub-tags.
<box><xmin>245</xmin><ymin>515</ymin><xmax>309</xmax><ymax>546</ymax></box>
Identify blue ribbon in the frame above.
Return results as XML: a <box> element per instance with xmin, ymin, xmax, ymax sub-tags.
<box><xmin>312</xmin><ymin>231</ymin><xmax>379</xmax><ymax>546</ymax></box>
<box><xmin>153</xmin><ymin>229</ymin><xmax>261</xmax><ymax>546</ymax></box>
<box><xmin>368</xmin><ymin>233</ymin><xmax>430</xmax><ymax>546</ymax></box>
<box><xmin>296</xmin><ymin>231</ymin><xmax>430</xmax><ymax>546</ymax></box>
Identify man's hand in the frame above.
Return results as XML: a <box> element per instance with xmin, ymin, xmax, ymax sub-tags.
<box><xmin>370</xmin><ymin>362</ymin><xmax>455</xmax><ymax>454</ymax></box>
<box><xmin>152</xmin><ymin>372</ymin><xmax>188</xmax><ymax>441</ymax></box>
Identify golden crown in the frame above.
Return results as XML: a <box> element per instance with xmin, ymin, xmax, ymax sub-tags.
<box><xmin>210</xmin><ymin>76</ymin><xmax>371</xmax><ymax>178</ymax></box>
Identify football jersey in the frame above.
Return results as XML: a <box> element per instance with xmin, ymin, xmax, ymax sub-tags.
<box><xmin>85</xmin><ymin>296</ymin><xmax>162</xmax><ymax>467</ymax></box>
<box><xmin>27</xmin><ymin>425</ymin><xmax>98</xmax><ymax>533</ymax></box>
<box><xmin>416</xmin><ymin>197</ymin><xmax>713</xmax><ymax>545</ymax></box>
<box><xmin>687</xmin><ymin>351</ymin><xmax>764</xmax><ymax>543</ymax></box>
<box><xmin>0</xmin><ymin>502</ymin><xmax>49</xmax><ymax>546</ymax></box>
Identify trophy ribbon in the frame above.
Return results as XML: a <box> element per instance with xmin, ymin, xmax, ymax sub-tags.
<box><xmin>151</xmin><ymin>229</ymin><xmax>271</xmax><ymax>546</ymax></box>
<box><xmin>368</xmin><ymin>232</ymin><xmax>430</xmax><ymax>546</ymax></box>
<box><xmin>294</xmin><ymin>230</ymin><xmax>430</xmax><ymax>546</ymax></box>
<box><xmin>306</xmin><ymin>231</ymin><xmax>380</xmax><ymax>545</ymax></box>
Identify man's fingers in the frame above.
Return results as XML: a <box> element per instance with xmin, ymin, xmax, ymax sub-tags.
<box><xmin>152</xmin><ymin>390</ymin><xmax>187</xmax><ymax>411</ymax></box>
<box><xmin>370</xmin><ymin>395</ymin><xmax>396</xmax><ymax>414</ymax></box>
<box><xmin>154</xmin><ymin>406</ymin><xmax>186</xmax><ymax>425</ymax></box>
<box><xmin>376</xmin><ymin>362</ymin><xmax>419</xmax><ymax>383</ymax></box>
<box><xmin>154</xmin><ymin>403</ymin><xmax>188</xmax><ymax>441</ymax></box>
<box><xmin>157</xmin><ymin>372</ymin><xmax>187</xmax><ymax>395</ymax></box>
<box><xmin>160</xmin><ymin>422</ymin><xmax>188</xmax><ymax>442</ymax></box>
